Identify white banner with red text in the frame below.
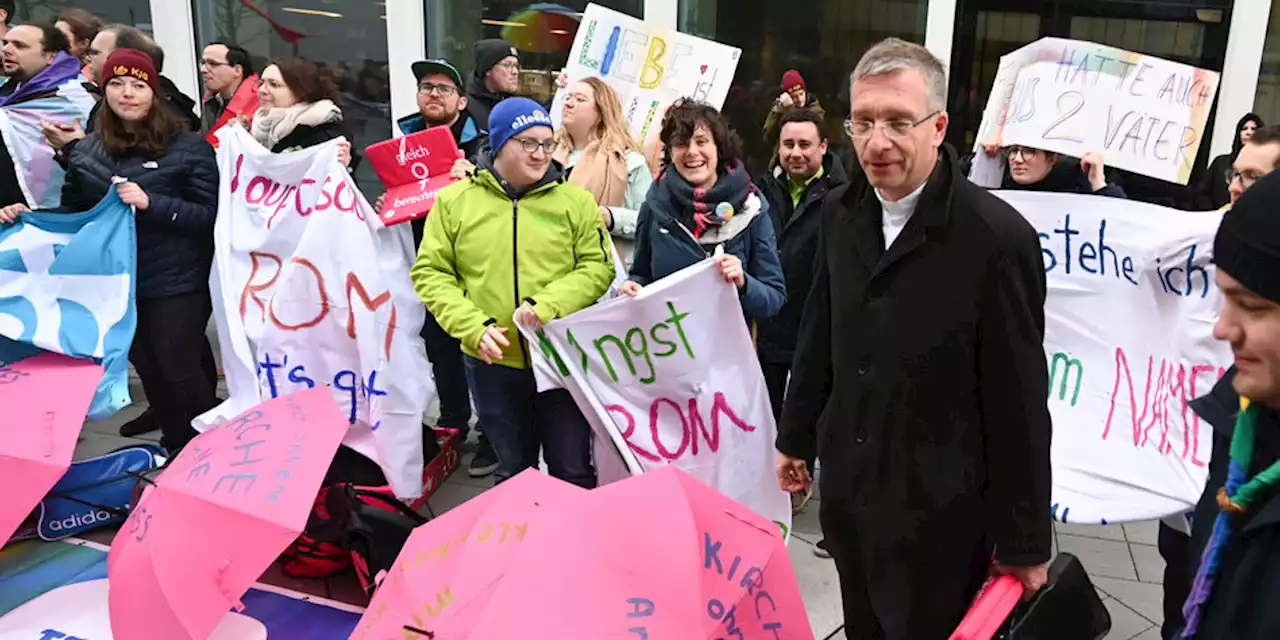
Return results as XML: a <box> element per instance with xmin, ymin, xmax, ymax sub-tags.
<box><xmin>197</xmin><ymin>125</ymin><xmax>433</xmax><ymax>499</ymax></box>
<box><xmin>997</xmin><ymin>191</ymin><xmax>1232</xmax><ymax>524</ymax></box>
<box><xmin>521</xmin><ymin>259</ymin><xmax>792</xmax><ymax>538</ymax></box>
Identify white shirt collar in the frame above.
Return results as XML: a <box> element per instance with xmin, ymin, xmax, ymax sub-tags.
<box><xmin>874</xmin><ymin>179</ymin><xmax>928</xmax><ymax>222</ymax></box>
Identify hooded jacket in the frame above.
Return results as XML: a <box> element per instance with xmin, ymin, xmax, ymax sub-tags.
<box><xmin>465</xmin><ymin>80</ymin><xmax>511</xmax><ymax>132</ymax></box>
<box><xmin>412</xmin><ymin>154</ymin><xmax>615</xmax><ymax>370</ymax></box>
<box><xmin>628</xmin><ymin>162</ymin><xmax>787</xmax><ymax>321</ymax></box>
<box><xmin>1197</xmin><ymin>113</ymin><xmax>1263</xmax><ymax>210</ymax></box>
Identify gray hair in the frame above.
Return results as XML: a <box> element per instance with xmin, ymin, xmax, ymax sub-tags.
<box><xmin>850</xmin><ymin>38</ymin><xmax>948</xmax><ymax>112</ymax></box>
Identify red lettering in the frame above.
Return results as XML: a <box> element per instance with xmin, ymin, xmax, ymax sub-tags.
<box><xmin>266</xmin><ymin>185</ymin><xmax>299</xmax><ymax>229</ymax></box>
<box><xmin>267</xmin><ymin>258</ymin><xmax>330</xmax><ymax>330</ymax></box>
<box><xmin>1105</xmin><ymin>348</ymin><xmax>1221</xmax><ymax>469</ymax></box>
<box><xmin>316</xmin><ymin>177</ymin><xmax>335</xmax><ymax>211</ymax></box>
<box><xmin>650</xmin><ymin>398</ymin><xmax>689</xmax><ymax>460</ymax></box>
<box><xmin>345</xmin><ymin>273</ymin><xmax>397</xmax><ymax>359</ymax></box>
<box><xmin>262</xmin><ymin>183</ymin><xmax>288</xmax><ymax>207</ymax></box>
<box><xmin>295</xmin><ymin>179</ymin><xmax>317</xmax><ymax>217</ymax></box>
<box><xmin>607</xmin><ymin>404</ymin><xmax>660</xmax><ymax>462</ymax></box>
<box><xmin>239</xmin><ymin>252</ymin><xmax>283</xmax><ymax>321</ymax></box>
<box><xmin>712</xmin><ymin>391</ymin><xmax>757</xmax><ymax>435</ymax></box>
<box><xmin>1103</xmin><ymin>347</ymin><xmax>1156</xmax><ymax>443</ymax></box>
<box><xmin>1140</xmin><ymin>361</ymin><xmax>1170</xmax><ymax>448</ymax></box>
<box><xmin>333</xmin><ymin>182</ymin><xmax>362</xmax><ymax>220</ymax></box>
<box><xmin>245</xmin><ymin>176</ymin><xmax>273</xmax><ymax>204</ymax></box>
<box><xmin>231</xmin><ymin>154</ymin><xmax>245</xmax><ymax>192</ymax></box>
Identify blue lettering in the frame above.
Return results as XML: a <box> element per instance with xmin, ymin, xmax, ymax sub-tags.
<box><xmin>1039</xmin><ymin>232</ymin><xmax>1058</xmax><ymax>272</ymax></box>
<box><xmin>1078</xmin><ymin>241</ymin><xmax>1098</xmax><ymax>274</ymax></box>
<box><xmin>334</xmin><ymin>370</ymin><xmax>359</xmax><ymax>423</ymax></box>
<box><xmin>1039</xmin><ymin>217</ymin><xmax>1137</xmax><ymax>286</ymax></box>
<box><xmin>1155</xmin><ymin>245</ymin><xmax>1209</xmax><ymax>298</ymax></box>
<box><xmin>38</xmin><ymin>631</ymin><xmax>66</xmax><ymax>640</ymax></box>
<box><xmin>1052</xmin><ymin>215</ymin><xmax>1080</xmax><ymax>274</ymax></box>
<box><xmin>703</xmin><ymin>532</ymin><xmax>723</xmax><ymax>573</ymax></box>
<box><xmin>288</xmin><ymin>364</ymin><xmax>315</xmax><ymax>388</ymax></box>
<box><xmin>258</xmin><ymin>352</ymin><xmax>284</xmax><ymax>398</ymax></box>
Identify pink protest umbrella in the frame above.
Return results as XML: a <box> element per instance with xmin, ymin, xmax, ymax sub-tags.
<box><xmin>0</xmin><ymin>353</ymin><xmax>103</xmax><ymax>544</ymax></box>
<box><xmin>350</xmin><ymin>469</ymin><xmax>587</xmax><ymax>638</ymax></box>
<box><xmin>107</xmin><ymin>387</ymin><xmax>349</xmax><ymax>640</ymax></box>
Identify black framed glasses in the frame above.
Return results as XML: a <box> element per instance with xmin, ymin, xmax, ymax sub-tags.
<box><xmin>513</xmin><ymin>137</ymin><xmax>558</xmax><ymax>155</ymax></box>
<box><xmin>1001</xmin><ymin>145</ymin><xmax>1044</xmax><ymax>161</ymax></box>
<box><xmin>1227</xmin><ymin>169</ymin><xmax>1264</xmax><ymax>189</ymax></box>
<box><xmin>418</xmin><ymin>82</ymin><xmax>458</xmax><ymax>96</ymax></box>
<box><xmin>844</xmin><ymin>110</ymin><xmax>940</xmax><ymax>140</ymax></box>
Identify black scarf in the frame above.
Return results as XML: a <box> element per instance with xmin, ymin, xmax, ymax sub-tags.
<box><xmin>651</xmin><ymin>160</ymin><xmax>757</xmax><ymax>238</ymax></box>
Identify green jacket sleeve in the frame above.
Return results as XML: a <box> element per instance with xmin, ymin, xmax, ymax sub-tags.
<box><xmin>529</xmin><ymin>191</ymin><xmax>616</xmax><ymax>323</ymax></box>
<box><xmin>411</xmin><ymin>191</ymin><xmax>494</xmax><ymax>350</ymax></box>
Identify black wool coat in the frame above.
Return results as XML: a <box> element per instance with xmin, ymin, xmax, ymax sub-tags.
<box><xmin>777</xmin><ymin>147</ymin><xmax>1053</xmax><ymax>638</ymax></box>
<box><xmin>57</xmin><ymin>132</ymin><xmax>218</xmax><ymax>300</ymax></box>
<box><xmin>755</xmin><ymin>151</ymin><xmax>847</xmax><ymax>365</ymax></box>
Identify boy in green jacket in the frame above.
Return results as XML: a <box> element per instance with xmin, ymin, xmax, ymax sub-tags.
<box><xmin>412</xmin><ymin>97</ymin><xmax>615</xmax><ymax>488</ymax></box>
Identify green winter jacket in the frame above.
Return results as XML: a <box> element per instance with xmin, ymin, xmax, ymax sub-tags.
<box><xmin>412</xmin><ymin>157</ymin><xmax>616</xmax><ymax>370</ymax></box>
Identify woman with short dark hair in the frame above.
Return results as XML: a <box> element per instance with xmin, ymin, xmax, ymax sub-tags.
<box><xmin>621</xmin><ymin>99</ymin><xmax>786</xmax><ymax>321</ymax></box>
<box><xmin>251</xmin><ymin>58</ymin><xmax>354</xmax><ymax>168</ymax></box>
<box><xmin>1</xmin><ymin>49</ymin><xmax>219</xmax><ymax>454</ymax></box>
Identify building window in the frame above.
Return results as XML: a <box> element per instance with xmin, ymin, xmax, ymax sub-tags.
<box><xmin>191</xmin><ymin>0</ymin><xmax>390</xmax><ymax>194</ymax></box>
<box><xmin>13</xmin><ymin>1</ymin><xmax>151</xmax><ymax>31</ymax></box>
<box><xmin>678</xmin><ymin>0</ymin><xmax>927</xmax><ymax>173</ymax></box>
<box><xmin>424</xmin><ymin>0</ymin><xmax>644</xmax><ymax>106</ymax></box>
<box><xmin>1257</xmin><ymin>1</ymin><xmax>1280</xmax><ymax>124</ymax></box>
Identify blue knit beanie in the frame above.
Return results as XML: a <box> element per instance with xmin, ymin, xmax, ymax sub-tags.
<box><xmin>488</xmin><ymin>97</ymin><xmax>553</xmax><ymax>154</ymax></box>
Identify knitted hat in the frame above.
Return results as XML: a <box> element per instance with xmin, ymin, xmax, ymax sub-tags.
<box><xmin>474</xmin><ymin>39</ymin><xmax>520</xmax><ymax>78</ymax></box>
<box><xmin>101</xmin><ymin>48</ymin><xmax>161</xmax><ymax>94</ymax></box>
<box><xmin>1214</xmin><ymin>170</ymin><xmax>1280</xmax><ymax>303</ymax></box>
<box><xmin>488</xmin><ymin>97</ymin><xmax>552</xmax><ymax>154</ymax></box>
<box><xmin>781</xmin><ymin>69</ymin><xmax>805</xmax><ymax>93</ymax></box>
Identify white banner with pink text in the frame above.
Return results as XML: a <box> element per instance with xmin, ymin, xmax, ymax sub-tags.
<box><xmin>521</xmin><ymin>259</ymin><xmax>792</xmax><ymax>538</ymax></box>
<box><xmin>997</xmin><ymin>191</ymin><xmax>1233</xmax><ymax>524</ymax></box>
<box><xmin>197</xmin><ymin>125</ymin><xmax>433</xmax><ymax>499</ymax></box>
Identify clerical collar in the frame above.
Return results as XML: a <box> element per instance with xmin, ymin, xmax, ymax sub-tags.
<box><xmin>875</xmin><ymin>179</ymin><xmax>928</xmax><ymax>220</ymax></box>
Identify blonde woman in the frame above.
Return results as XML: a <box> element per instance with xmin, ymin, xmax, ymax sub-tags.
<box><xmin>553</xmin><ymin>77</ymin><xmax>653</xmax><ymax>266</ymax></box>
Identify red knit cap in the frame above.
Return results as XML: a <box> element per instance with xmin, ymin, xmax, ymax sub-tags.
<box><xmin>101</xmin><ymin>48</ymin><xmax>161</xmax><ymax>94</ymax></box>
<box><xmin>781</xmin><ymin>69</ymin><xmax>805</xmax><ymax>92</ymax></box>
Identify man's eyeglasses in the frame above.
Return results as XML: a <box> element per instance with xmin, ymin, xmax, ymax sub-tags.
<box><xmin>495</xmin><ymin>61</ymin><xmax>520</xmax><ymax>72</ymax></box>
<box><xmin>844</xmin><ymin>110</ymin><xmax>940</xmax><ymax>140</ymax></box>
<box><xmin>418</xmin><ymin>82</ymin><xmax>459</xmax><ymax>96</ymax></box>
<box><xmin>1227</xmin><ymin>169</ymin><xmax>1264</xmax><ymax>189</ymax></box>
<box><xmin>512</xmin><ymin>137</ymin><xmax>558</xmax><ymax>155</ymax></box>
<box><xmin>1001</xmin><ymin>145</ymin><xmax>1043</xmax><ymax>162</ymax></box>
<box><xmin>200</xmin><ymin>59</ymin><xmax>230</xmax><ymax>69</ymax></box>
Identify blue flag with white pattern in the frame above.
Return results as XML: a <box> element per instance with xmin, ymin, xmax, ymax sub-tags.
<box><xmin>0</xmin><ymin>187</ymin><xmax>137</xmax><ymax>420</ymax></box>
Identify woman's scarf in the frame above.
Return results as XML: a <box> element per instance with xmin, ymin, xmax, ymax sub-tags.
<box><xmin>1182</xmin><ymin>398</ymin><xmax>1280</xmax><ymax>636</ymax></box>
<box><xmin>652</xmin><ymin>160</ymin><xmax>756</xmax><ymax>238</ymax></box>
<box><xmin>251</xmin><ymin>99</ymin><xmax>342</xmax><ymax>149</ymax></box>
<box><xmin>554</xmin><ymin>138</ymin><xmax>629</xmax><ymax>208</ymax></box>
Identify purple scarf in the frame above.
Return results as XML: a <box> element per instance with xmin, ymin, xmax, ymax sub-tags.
<box><xmin>0</xmin><ymin>51</ymin><xmax>83</xmax><ymax>107</ymax></box>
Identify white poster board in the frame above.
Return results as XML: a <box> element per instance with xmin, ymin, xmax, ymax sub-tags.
<box><xmin>553</xmin><ymin>3</ymin><xmax>742</xmax><ymax>149</ymax></box>
<box><xmin>198</xmin><ymin>126</ymin><xmax>434</xmax><ymax>499</ymax></box>
<box><xmin>975</xmin><ymin>38</ymin><xmax>1220</xmax><ymax>185</ymax></box>
<box><xmin>998</xmin><ymin>191</ymin><xmax>1231</xmax><ymax>523</ymax></box>
<box><xmin>522</xmin><ymin>259</ymin><xmax>792</xmax><ymax>537</ymax></box>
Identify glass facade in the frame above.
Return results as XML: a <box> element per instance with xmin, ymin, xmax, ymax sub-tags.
<box><xmin>14</xmin><ymin>1</ymin><xmax>151</xmax><ymax>31</ymax></box>
<box><xmin>191</xmin><ymin>0</ymin><xmax>390</xmax><ymax>194</ymax></box>
<box><xmin>677</xmin><ymin>0</ymin><xmax>928</xmax><ymax>173</ymax></box>
<box><xmin>424</xmin><ymin>0</ymin><xmax>644</xmax><ymax>105</ymax></box>
<box><xmin>1256</xmin><ymin>0</ymin><xmax>1280</xmax><ymax>122</ymax></box>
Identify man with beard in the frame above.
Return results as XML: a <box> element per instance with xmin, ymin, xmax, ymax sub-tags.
<box><xmin>0</xmin><ymin>22</ymin><xmax>94</xmax><ymax>208</ymax></box>
<box><xmin>381</xmin><ymin>58</ymin><xmax>498</xmax><ymax>478</ymax></box>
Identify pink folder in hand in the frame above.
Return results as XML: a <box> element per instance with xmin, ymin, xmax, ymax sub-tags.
<box><xmin>949</xmin><ymin>574</ymin><xmax>1025</xmax><ymax>640</ymax></box>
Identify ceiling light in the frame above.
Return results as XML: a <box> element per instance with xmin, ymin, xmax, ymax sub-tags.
<box><xmin>550</xmin><ymin>29</ymin><xmax>570</xmax><ymax>35</ymax></box>
<box><xmin>281</xmin><ymin>7</ymin><xmax>344</xmax><ymax>18</ymax></box>
<box><xmin>481</xmin><ymin>19</ymin><xmax>526</xmax><ymax>27</ymax></box>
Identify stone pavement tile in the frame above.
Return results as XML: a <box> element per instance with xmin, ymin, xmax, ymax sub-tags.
<box><xmin>418</xmin><ymin>477</ymin><xmax>489</xmax><ymax>518</ymax></box>
<box><xmin>1124</xmin><ymin>521</ymin><xmax>1159</xmax><ymax>547</ymax></box>
<box><xmin>1057</xmin><ymin>535</ymin><xmax>1138</xmax><ymax>581</ymax></box>
<box><xmin>1130</xmin><ymin>543</ymin><xmax>1165</xmax><ymax>584</ymax></box>
<box><xmin>1102</xmin><ymin>597</ymin><xmax>1156</xmax><ymax>640</ymax></box>
<box><xmin>791</xmin><ymin>498</ymin><xmax>822</xmax><ymax>545</ymax></box>
<box><xmin>1058</xmin><ymin>521</ymin><xmax>1127</xmax><ymax>542</ymax></box>
<box><xmin>788</xmin><ymin>536</ymin><xmax>843</xmax><ymax>639</ymax></box>
<box><xmin>1093</xmin><ymin>576</ymin><xmax>1163</xmax><ymax>626</ymax></box>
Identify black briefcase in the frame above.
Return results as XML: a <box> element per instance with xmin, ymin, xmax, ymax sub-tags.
<box><xmin>998</xmin><ymin>553</ymin><xmax>1111</xmax><ymax>640</ymax></box>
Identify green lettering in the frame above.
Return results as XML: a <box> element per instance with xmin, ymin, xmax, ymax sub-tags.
<box><xmin>626</xmin><ymin>327</ymin><xmax>657</xmax><ymax>384</ymax></box>
<box><xmin>536</xmin><ymin>330</ymin><xmax>570</xmax><ymax>377</ymax></box>
<box><xmin>665</xmin><ymin>302</ymin><xmax>694</xmax><ymax>360</ymax></box>
<box><xmin>594</xmin><ymin>334</ymin><xmax>635</xmax><ymax>383</ymax></box>
<box><xmin>567</xmin><ymin>328</ymin><xmax>589</xmax><ymax>374</ymax></box>
<box><xmin>1049</xmin><ymin>352</ymin><xmax>1084</xmax><ymax>406</ymax></box>
<box><xmin>650</xmin><ymin>322</ymin><xmax>677</xmax><ymax>357</ymax></box>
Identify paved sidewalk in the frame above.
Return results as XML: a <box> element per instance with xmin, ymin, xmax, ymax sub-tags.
<box><xmin>82</xmin><ymin>375</ymin><xmax>1169</xmax><ymax>640</ymax></box>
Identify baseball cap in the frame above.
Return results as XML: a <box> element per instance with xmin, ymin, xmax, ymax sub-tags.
<box><xmin>411</xmin><ymin>59</ymin><xmax>465</xmax><ymax>90</ymax></box>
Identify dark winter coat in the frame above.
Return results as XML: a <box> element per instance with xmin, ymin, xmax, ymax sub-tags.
<box><xmin>465</xmin><ymin>80</ymin><xmax>510</xmax><ymax>132</ymax></box>
<box><xmin>1185</xmin><ymin>367</ymin><xmax>1280</xmax><ymax>639</ymax></box>
<box><xmin>1000</xmin><ymin>155</ymin><xmax>1128</xmax><ymax>199</ymax></box>
<box><xmin>268</xmin><ymin>119</ymin><xmax>363</xmax><ymax>174</ymax></box>
<box><xmin>754</xmin><ymin>151</ymin><xmax>847</xmax><ymax>364</ymax></box>
<box><xmin>55</xmin><ymin>131</ymin><xmax>218</xmax><ymax>300</ymax></box>
<box><xmin>628</xmin><ymin>164</ymin><xmax>787</xmax><ymax>322</ymax></box>
<box><xmin>777</xmin><ymin>146</ymin><xmax>1053</xmax><ymax>639</ymax></box>
<box><xmin>1196</xmin><ymin>113</ymin><xmax>1264</xmax><ymax>210</ymax></box>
